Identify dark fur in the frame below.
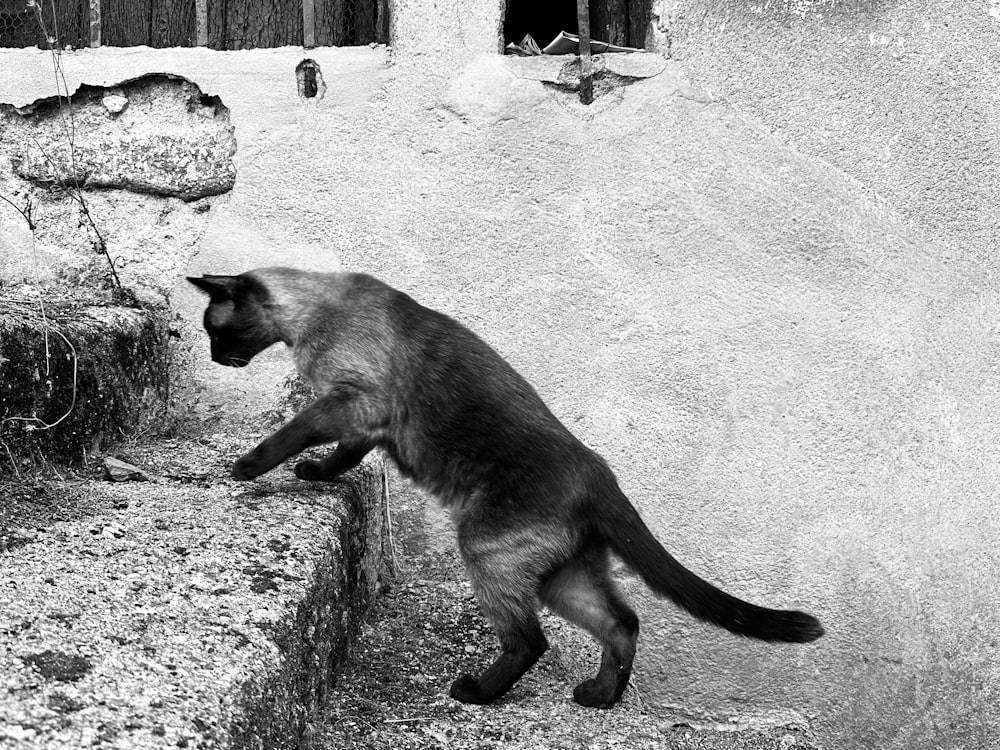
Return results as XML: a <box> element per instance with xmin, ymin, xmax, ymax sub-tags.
<box><xmin>189</xmin><ymin>267</ymin><xmax>823</xmax><ymax>708</ymax></box>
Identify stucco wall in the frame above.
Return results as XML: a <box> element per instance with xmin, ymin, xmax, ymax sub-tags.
<box><xmin>1</xmin><ymin>2</ymin><xmax>997</xmax><ymax>746</ymax></box>
<box><xmin>666</xmin><ymin>0</ymin><xmax>1000</xmax><ymax>263</ymax></box>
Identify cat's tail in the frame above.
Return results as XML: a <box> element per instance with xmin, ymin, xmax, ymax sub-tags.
<box><xmin>594</xmin><ymin>489</ymin><xmax>824</xmax><ymax>643</ymax></box>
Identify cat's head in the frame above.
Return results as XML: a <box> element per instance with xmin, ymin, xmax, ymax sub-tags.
<box><xmin>187</xmin><ymin>273</ymin><xmax>281</xmax><ymax>367</ymax></box>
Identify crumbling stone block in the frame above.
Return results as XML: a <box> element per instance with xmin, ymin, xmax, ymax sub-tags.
<box><xmin>1</xmin><ymin>73</ymin><xmax>236</xmax><ymax>201</ymax></box>
<box><xmin>0</xmin><ymin>294</ymin><xmax>169</xmax><ymax>469</ymax></box>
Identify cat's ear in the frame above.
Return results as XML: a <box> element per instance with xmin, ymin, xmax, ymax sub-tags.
<box><xmin>187</xmin><ymin>275</ymin><xmax>240</xmax><ymax>301</ymax></box>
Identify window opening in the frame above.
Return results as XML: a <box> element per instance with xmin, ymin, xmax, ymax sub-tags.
<box><xmin>503</xmin><ymin>0</ymin><xmax>648</xmax><ymax>54</ymax></box>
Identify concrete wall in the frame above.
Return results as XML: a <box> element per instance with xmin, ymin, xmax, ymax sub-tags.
<box><xmin>666</xmin><ymin>0</ymin><xmax>1000</xmax><ymax>263</ymax></box>
<box><xmin>1</xmin><ymin>1</ymin><xmax>997</xmax><ymax>746</ymax></box>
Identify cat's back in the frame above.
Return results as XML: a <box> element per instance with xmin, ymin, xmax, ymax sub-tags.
<box><xmin>381</xmin><ymin>282</ymin><xmax>570</xmax><ymax>434</ymax></box>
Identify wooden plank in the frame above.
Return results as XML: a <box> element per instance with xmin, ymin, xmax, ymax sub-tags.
<box><xmin>141</xmin><ymin>0</ymin><xmax>197</xmax><ymax>47</ymax></box>
<box><xmin>302</xmin><ymin>0</ymin><xmax>314</xmax><ymax>47</ymax></box>
<box><xmin>208</xmin><ymin>0</ymin><xmax>300</xmax><ymax>50</ymax></box>
<box><xmin>38</xmin><ymin>0</ymin><xmax>89</xmax><ymax>49</ymax></box>
<box><xmin>315</xmin><ymin>0</ymin><xmax>345</xmax><ymax>46</ymax></box>
<box><xmin>376</xmin><ymin>0</ymin><xmax>388</xmax><ymax>44</ymax></box>
<box><xmin>101</xmin><ymin>0</ymin><xmax>151</xmax><ymax>46</ymax></box>
<box><xmin>195</xmin><ymin>0</ymin><xmax>208</xmax><ymax>45</ymax></box>
<box><xmin>88</xmin><ymin>0</ymin><xmax>101</xmax><ymax>47</ymax></box>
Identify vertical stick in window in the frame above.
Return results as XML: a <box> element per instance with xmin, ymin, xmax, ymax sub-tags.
<box><xmin>576</xmin><ymin>0</ymin><xmax>593</xmax><ymax>105</ymax></box>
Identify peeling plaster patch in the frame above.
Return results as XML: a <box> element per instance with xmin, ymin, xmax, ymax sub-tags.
<box><xmin>1</xmin><ymin>74</ymin><xmax>236</xmax><ymax>201</ymax></box>
<box><xmin>508</xmin><ymin>53</ymin><xmax>668</xmax><ymax>110</ymax></box>
<box><xmin>504</xmin><ymin>53</ymin><xmax>707</xmax><ymax>114</ymax></box>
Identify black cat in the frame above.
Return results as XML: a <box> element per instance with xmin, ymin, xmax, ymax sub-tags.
<box><xmin>189</xmin><ymin>267</ymin><xmax>823</xmax><ymax>708</ymax></box>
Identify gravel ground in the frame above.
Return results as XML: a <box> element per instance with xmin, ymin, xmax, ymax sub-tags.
<box><xmin>314</xmin><ymin>474</ymin><xmax>821</xmax><ymax>750</ymax></box>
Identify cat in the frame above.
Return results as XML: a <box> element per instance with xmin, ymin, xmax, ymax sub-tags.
<box><xmin>188</xmin><ymin>267</ymin><xmax>824</xmax><ymax>709</ymax></box>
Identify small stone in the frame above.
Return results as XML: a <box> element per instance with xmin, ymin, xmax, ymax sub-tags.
<box><xmin>103</xmin><ymin>457</ymin><xmax>149</xmax><ymax>482</ymax></box>
<box><xmin>188</xmin><ymin>574</ymin><xmax>212</xmax><ymax>591</ymax></box>
<box><xmin>48</xmin><ymin>692</ymin><xmax>85</xmax><ymax>713</ymax></box>
<box><xmin>101</xmin><ymin>523</ymin><xmax>126</xmax><ymax>539</ymax></box>
<box><xmin>102</xmin><ymin>94</ymin><xmax>128</xmax><ymax>114</ymax></box>
<box><xmin>0</xmin><ymin>725</ymin><xmax>36</xmax><ymax>741</ymax></box>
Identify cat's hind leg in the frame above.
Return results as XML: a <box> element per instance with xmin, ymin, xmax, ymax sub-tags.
<box><xmin>294</xmin><ymin>439</ymin><xmax>374</xmax><ymax>481</ymax></box>
<box><xmin>540</xmin><ymin>549</ymin><xmax>638</xmax><ymax>708</ymax></box>
<box><xmin>449</xmin><ymin>540</ymin><xmax>550</xmax><ymax>705</ymax></box>
<box><xmin>449</xmin><ymin>608</ymin><xmax>548</xmax><ymax>705</ymax></box>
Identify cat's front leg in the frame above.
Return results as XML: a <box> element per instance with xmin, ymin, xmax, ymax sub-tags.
<box><xmin>294</xmin><ymin>439</ymin><xmax>375</xmax><ymax>482</ymax></box>
<box><xmin>232</xmin><ymin>419</ymin><xmax>329</xmax><ymax>479</ymax></box>
<box><xmin>232</xmin><ymin>435</ymin><xmax>305</xmax><ymax>480</ymax></box>
<box><xmin>231</xmin><ymin>385</ymin><xmax>376</xmax><ymax>480</ymax></box>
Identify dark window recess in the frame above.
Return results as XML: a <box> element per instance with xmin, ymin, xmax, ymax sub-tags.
<box><xmin>503</xmin><ymin>0</ymin><xmax>648</xmax><ymax>49</ymax></box>
<box><xmin>296</xmin><ymin>58</ymin><xmax>327</xmax><ymax>100</ymax></box>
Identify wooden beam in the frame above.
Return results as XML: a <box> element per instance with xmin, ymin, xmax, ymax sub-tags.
<box><xmin>89</xmin><ymin>0</ymin><xmax>101</xmax><ymax>47</ymax></box>
<box><xmin>376</xmin><ymin>0</ymin><xmax>389</xmax><ymax>44</ymax></box>
<box><xmin>195</xmin><ymin>0</ymin><xmax>208</xmax><ymax>46</ymax></box>
<box><xmin>302</xmin><ymin>0</ymin><xmax>315</xmax><ymax>48</ymax></box>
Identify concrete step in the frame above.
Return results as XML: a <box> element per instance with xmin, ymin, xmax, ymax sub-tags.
<box><xmin>0</xmin><ymin>434</ymin><xmax>388</xmax><ymax>749</ymax></box>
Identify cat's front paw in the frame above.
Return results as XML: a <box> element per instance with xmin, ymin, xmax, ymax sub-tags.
<box><xmin>231</xmin><ymin>454</ymin><xmax>267</xmax><ymax>480</ymax></box>
<box><xmin>294</xmin><ymin>460</ymin><xmax>324</xmax><ymax>481</ymax></box>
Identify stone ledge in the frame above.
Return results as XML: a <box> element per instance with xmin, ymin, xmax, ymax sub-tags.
<box><xmin>0</xmin><ymin>436</ymin><xmax>388</xmax><ymax>749</ymax></box>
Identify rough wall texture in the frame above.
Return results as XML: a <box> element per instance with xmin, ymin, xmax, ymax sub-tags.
<box><xmin>0</xmin><ymin>6</ymin><xmax>997</xmax><ymax>746</ymax></box>
<box><xmin>665</xmin><ymin>0</ymin><xmax>1000</xmax><ymax>263</ymax></box>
